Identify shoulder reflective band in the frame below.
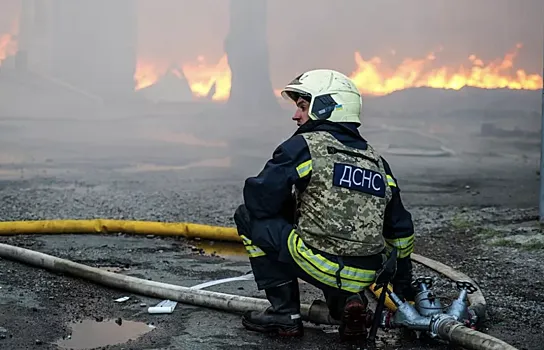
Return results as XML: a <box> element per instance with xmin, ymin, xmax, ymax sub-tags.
<box><xmin>287</xmin><ymin>230</ymin><xmax>376</xmax><ymax>293</ymax></box>
<box><xmin>296</xmin><ymin>160</ymin><xmax>312</xmax><ymax>178</ymax></box>
<box><xmin>386</xmin><ymin>175</ymin><xmax>397</xmax><ymax>187</ymax></box>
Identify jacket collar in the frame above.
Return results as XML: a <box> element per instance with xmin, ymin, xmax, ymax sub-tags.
<box><xmin>293</xmin><ymin>120</ymin><xmax>366</xmax><ymax>141</ymax></box>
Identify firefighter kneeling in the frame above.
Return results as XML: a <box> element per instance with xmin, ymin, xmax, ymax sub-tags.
<box><xmin>233</xmin><ymin>69</ymin><xmax>416</xmax><ymax>341</ymax></box>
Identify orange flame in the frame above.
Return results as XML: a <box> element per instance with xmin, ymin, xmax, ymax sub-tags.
<box><xmin>181</xmin><ymin>54</ymin><xmax>231</xmax><ymax>101</ymax></box>
<box><xmin>134</xmin><ymin>60</ymin><xmax>167</xmax><ymax>90</ymax></box>
<box><xmin>134</xmin><ymin>55</ymin><xmax>232</xmax><ymax>101</ymax></box>
<box><xmin>349</xmin><ymin>43</ymin><xmax>543</xmax><ymax>96</ymax></box>
<box><xmin>136</xmin><ymin>44</ymin><xmax>542</xmax><ymax>102</ymax></box>
<box><xmin>0</xmin><ymin>22</ymin><xmax>18</xmax><ymax>66</ymax></box>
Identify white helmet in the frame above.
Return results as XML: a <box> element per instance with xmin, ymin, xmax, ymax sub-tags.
<box><xmin>281</xmin><ymin>69</ymin><xmax>363</xmax><ymax>125</ymax></box>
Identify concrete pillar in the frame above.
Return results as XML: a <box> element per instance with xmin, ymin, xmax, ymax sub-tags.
<box><xmin>225</xmin><ymin>0</ymin><xmax>279</xmax><ymax>112</ymax></box>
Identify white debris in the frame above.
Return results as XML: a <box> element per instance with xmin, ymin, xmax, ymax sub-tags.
<box><xmin>114</xmin><ymin>296</ymin><xmax>130</xmax><ymax>303</ymax></box>
<box><xmin>148</xmin><ymin>300</ymin><xmax>178</xmax><ymax>314</ymax></box>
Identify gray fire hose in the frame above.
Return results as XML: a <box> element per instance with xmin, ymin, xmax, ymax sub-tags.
<box><xmin>0</xmin><ymin>243</ymin><xmax>518</xmax><ymax>350</ymax></box>
<box><xmin>0</xmin><ymin>243</ymin><xmax>336</xmax><ymax>324</ymax></box>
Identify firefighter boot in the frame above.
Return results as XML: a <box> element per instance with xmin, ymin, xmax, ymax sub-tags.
<box><xmin>339</xmin><ymin>293</ymin><xmax>373</xmax><ymax>341</ymax></box>
<box><xmin>242</xmin><ymin>281</ymin><xmax>303</xmax><ymax>336</ymax></box>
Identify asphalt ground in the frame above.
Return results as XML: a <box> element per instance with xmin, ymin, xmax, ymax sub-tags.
<box><xmin>0</xmin><ymin>121</ymin><xmax>542</xmax><ymax>350</ymax></box>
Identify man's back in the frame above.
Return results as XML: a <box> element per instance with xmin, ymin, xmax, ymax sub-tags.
<box><xmin>234</xmin><ymin>69</ymin><xmax>417</xmax><ymax>341</ymax></box>
<box><xmin>293</xmin><ymin>127</ymin><xmax>393</xmax><ymax>256</ymax></box>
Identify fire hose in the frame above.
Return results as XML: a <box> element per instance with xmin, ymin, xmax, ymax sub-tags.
<box><xmin>0</xmin><ymin>219</ymin><xmax>517</xmax><ymax>350</ymax></box>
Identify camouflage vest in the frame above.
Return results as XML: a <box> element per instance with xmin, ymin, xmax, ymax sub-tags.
<box><xmin>294</xmin><ymin>131</ymin><xmax>392</xmax><ymax>256</ymax></box>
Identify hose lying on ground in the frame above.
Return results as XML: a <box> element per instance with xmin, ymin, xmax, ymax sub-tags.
<box><xmin>0</xmin><ymin>219</ymin><xmax>238</xmax><ymax>241</ymax></box>
<box><xmin>0</xmin><ymin>220</ymin><xmax>486</xmax><ymax>318</ymax></box>
<box><xmin>436</xmin><ymin>318</ymin><xmax>517</xmax><ymax>350</ymax></box>
<box><xmin>0</xmin><ymin>240</ymin><xmax>516</xmax><ymax>350</ymax></box>
<box><xmin>0</xmin><ymin>242</ymin><xmax>337</xmax><ymax>325</ymax></box>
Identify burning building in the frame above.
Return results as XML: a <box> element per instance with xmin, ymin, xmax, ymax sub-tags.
<box><xmin>0</xmin><ymin>0</ymin><xmax>542</xmax><ymax>107</ymax></box>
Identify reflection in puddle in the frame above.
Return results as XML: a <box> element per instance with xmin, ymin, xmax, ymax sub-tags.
<box><xmin>56</xmin><ymin>319</ymin><xmax>154</xmax><ymax>350</ymax></box>
<box><xmin>119</xmin><ymin>157</ymin><xmax>231</xmax><ymax>173</ymax></box>
<box><xmin>193</xmin><ymin>240</ymin><xmax>248</xmax><ymax>261</ymax></box>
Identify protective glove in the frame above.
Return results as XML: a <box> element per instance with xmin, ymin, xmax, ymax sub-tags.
<box><xmin>392</xmin><ymin>257</ymin><xmax>418</xmax><ymax>302</ymax></box>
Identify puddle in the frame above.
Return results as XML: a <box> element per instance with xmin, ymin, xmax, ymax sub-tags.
<box><xmin>193</xmin><ymin>240</ymin><xmax>248</xmax><ymax>261</ymax></box>
<box><xmin>56</xmin><ymin>319</ymin><xmax>155</xmax><ymax>350</ymax></box>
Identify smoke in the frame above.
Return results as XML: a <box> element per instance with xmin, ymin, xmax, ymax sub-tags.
<box><xmin>137</xmin><ymin>0</ymin><xmax>228</xmax><ymax>64</ymax></box>
<box><xmin>0</xmin><ymin>0</ymin><xmax>542</xmax><ymax>183</ymax></box>
<box><xmin>136</xmin><ymin>0</ymin><xmax>544</xmax><ymax>88</ymax></box>
<box><xmin>1</xmin><ymin>0</ymin><xmax>542</xmax><ymax>91</ymax></box>
<box><xmin>0</xmin><ymin>0</ymin><xmax>19</xmax><ymax>30</ymax></box>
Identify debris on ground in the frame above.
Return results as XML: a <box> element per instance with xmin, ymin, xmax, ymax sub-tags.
<box><xmin>148</xmin><ymin>300</ymin><xmax>178</xmax><ymax>314</ymax></box>
<box><xmin>114</xmin><ymin>296</ymin><xmax>130</xmax><ymax>303</ymax></box>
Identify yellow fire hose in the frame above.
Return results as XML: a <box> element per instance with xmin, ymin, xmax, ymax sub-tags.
<box><xmin>0</xmin><ymin>219</ymin><xmax>518</xmax><ymax>349</ymax></box>
<box><xmin>0</xmin><ymin>219</ymin><xmax>483</xmax><ymax>312</ymax></box>
<box><xmin>0</xmin><ymin>219</ymin><xmax>238</xmax><ymax>241</ymax></box>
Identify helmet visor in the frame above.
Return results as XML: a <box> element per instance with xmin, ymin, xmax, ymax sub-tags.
<box><xmin>280</xmin><ymin>87</ymin><xmax>312</xmax><ymax>103</ymax></box>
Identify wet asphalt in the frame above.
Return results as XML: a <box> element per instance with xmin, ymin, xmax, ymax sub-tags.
<box><xmin>0</xmin><ymin>134</ymin><xmax>542</xmax><ymax>349</ymax></box>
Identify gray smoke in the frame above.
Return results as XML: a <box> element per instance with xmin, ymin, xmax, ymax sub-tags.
<box><xmin>0</xmin><ymin>0</ymin><xmax>542</xmax><ymax>183</ymax></box>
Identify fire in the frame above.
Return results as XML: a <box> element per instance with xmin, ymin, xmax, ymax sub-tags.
<box><xmin>136</xmin><ymin>44</ymin><xmax>542</xmax><ymax>102</ymax></box>
<box><xmin>349</xmin><ymin>43</ymin><xmax>543</xmax><ymax>96</ymax></box>
<box><xmin>181</xmin><ymin>55</ymin><xmax>231</xmax><ymax>101</ymax></box>
<box><xmin>134</xmin><ymin>55</ymin><xmax>232</xmax><ymax>101</ymax></box>
<box><xmin>0</xmin><ymin>18</ymin><xmax>19</xmax><ymax>67</ymax></box>
<box><xmin>134</xmin><ymin>60</ymin><xmax>168</xmax><ymax>90</ymax></box>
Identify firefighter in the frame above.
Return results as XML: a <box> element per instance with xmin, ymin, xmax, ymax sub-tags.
<box><xmin>233</xmin><ymin>69</ymin><xmax>416</xmax><ymax>340</ymax></box>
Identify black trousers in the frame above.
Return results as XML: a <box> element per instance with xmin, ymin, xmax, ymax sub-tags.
<box><xmin>233</xmin><ymin>204</ymin><xmax>384</xmax><ymax>317</ymax></box>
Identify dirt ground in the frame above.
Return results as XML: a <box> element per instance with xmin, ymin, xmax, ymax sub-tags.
<box><xmin>0</xmin><ymin>123</ymin><xmax>543</xmax><ymax>349</ymax></box>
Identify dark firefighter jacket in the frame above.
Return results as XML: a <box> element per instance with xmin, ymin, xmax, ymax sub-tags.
<box><xmin>242</xmin><ymin>120</ymin><xmax>415</xmax><ymax>261</ymax></box>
